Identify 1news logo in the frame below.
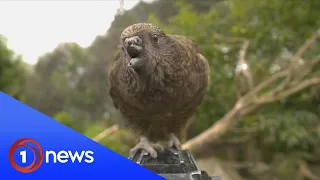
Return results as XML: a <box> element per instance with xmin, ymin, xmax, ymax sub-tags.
<box><xmin>8</xmin><ymin>138</ymin><xmax>44</xmax><ymax>173</ymax></box>
<box><xmin>8</xmin><ymin>138</ymin><xmax>94</xmax><ymax>173</ymax></box>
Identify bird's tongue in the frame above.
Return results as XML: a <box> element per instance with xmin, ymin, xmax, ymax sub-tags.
<box><xmin>129</xmin><ymin>58</ymin><xmax>140</xmax><ymax>66</ymax></box>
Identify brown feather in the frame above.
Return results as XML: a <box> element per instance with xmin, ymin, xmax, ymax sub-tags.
<box><xmin>108</xmin><ymin>23</ymin><xmax>210</xmax><ymax>143</ymax></box>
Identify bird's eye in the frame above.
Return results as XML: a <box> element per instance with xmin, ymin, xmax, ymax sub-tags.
<box><xmin>152</xmin><ymin>34</ymin><xmax>158</xmax><ymax>42</ymax></box>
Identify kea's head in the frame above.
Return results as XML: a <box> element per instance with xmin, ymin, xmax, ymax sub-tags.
<box><xmin>119</xmin><ymin>23</ymin><xmax>174</xmax><ymax>74</ymax></box>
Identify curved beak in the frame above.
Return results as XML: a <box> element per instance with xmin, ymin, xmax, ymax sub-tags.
<box><xmin>124</xmin><ymin>36</ymin><xmax>143</xmax><ymax>67</ymax></box>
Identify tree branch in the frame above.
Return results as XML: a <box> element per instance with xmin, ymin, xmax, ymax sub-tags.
<box><xmin>255</xmin><ymin>77</ymin><xmax>320</xmax><ymax>104</ymax></box>
<box><xmin>93</xmin><ymin>124</ymin><xmax>119</xmax><ymax>142</ymax></box>
<box><xmin>291</xmin><ymin>29</ymin><xmax>320</xmax><ymax>62</ymax></box>
<box><xmin>310</xmin><ymin>54</ymin><xmax>320</xmax><ymax>66</ymax></box>
<box><xmin>239</xmin><ymin>40</ymin><xmax>250</xmax><ymax>64</ymax></box>
<box><xmin>182</xmin><ymin>29</ymin><xmax>320</xmax><ymax>154</ymax></box>
<box><xmin>299</xmin><ymin>161</ymin><xmax>320</xmax><ymax>180</ymax></box>
<box><xmin>182</xmin><ymin>104</ymin><xmax>243</xmax><ymax>151</ymax></box>
<box><xmin>235</xmin><ymin>40</ymin><xmax>254</xmax><ymax>99</ymax></box>
<box><xmin>243</xmin><ymin>70</ymin><xmax>289</xmax><ymax>100</ymax></box>
<box><xmin>276</xmin><ymin>77</ymin><xmax>320</xmax><ymax>99</ymax></box>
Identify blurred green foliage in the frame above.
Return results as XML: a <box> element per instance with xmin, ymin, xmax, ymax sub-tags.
<box><xmin>1</xmin><ymin>0</ymin><xmax>320</xmax><ymax>179</ymax></box>
<box><xmin>0</xmin><ymin>35</ymin><xmax>26</xmax><ymax>100</ymax></box>
<box><xmin>87</xmin><ymin>129</ymin><xmax>135</xmax><ymax>157</ymax></box>
<box><xmin>148</xmin><ymin>0</ymin><xmax>320</xmax><ymax>147</ymax></box>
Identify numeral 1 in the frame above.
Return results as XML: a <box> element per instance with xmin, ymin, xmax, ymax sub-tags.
<box><xmin>20</xmin><ymin>150</ymin><xmax>26</xmax><ymax>163</ymax></box>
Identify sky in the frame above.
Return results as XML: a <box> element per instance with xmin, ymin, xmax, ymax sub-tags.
<box><xmin>0</xmin><ymin>0</ymin><xmax>142</xmax><ymax>65</ymax></box>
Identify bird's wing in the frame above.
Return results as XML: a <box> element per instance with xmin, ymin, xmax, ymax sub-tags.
<box><xmin>184</xmin><ymin>36</ymin><xmax>211</xmax><ymax>90</ymax></box>
<box><xmin>108</xmin><ymin>52</ymin><xmax>122</xmax><ymax>110</ymax></box>
<box><xmin>169</xmin><ymin>34</ymin><xmax>211</xmax><ymax>104</ymax></box>
<box><xmin>197</xmin><ymin>52</ymin><xmax>211</xmax><ymax>86</ymax></box>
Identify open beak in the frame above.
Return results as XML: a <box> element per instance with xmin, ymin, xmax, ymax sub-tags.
<box><xmin>124</xmin><ymin>36</ymin><xmax>143</xmax><ymax>67</ymax></box>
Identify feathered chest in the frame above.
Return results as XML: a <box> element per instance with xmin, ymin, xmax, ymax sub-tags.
<box><xmin>109</xmin><ymin>44</ymin><xmax>208</xmax><ymax>116</ymax></box>
<box><xmin>116</xmin><ymin>65</ymin><xmax>197</xmax><ymax>114</ymax></box>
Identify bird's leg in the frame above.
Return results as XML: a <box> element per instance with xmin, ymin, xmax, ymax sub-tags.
<box><xmin>167</xmin><ymin>133</ymin><xmax>182</xmax><ymax>152</ymax></box>
<box><xmin>129</xmin><ymin>136</ymin><xmax>164</xmax><ymax>158</ymax></box>
<box><xmin>167</xmin><ymin>133</ymin><xmax>184</xmax><ymax>162</ymax></box>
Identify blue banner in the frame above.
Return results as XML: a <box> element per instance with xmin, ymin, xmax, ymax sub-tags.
<box><xmin>0</xmin><ymin>92</ymin><xmax>165</xmax><ymax>180</ymax></box>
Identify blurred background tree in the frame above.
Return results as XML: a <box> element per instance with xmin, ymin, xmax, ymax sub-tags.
<box><xmin>0</xmin><ymin>35</ymin><xmax>26</xmax><ymax>101</ymax></box>
<box><xmin>1</xmin><ymin>0</ymin><xmax>319</xmax><ymax>179</ymax></box>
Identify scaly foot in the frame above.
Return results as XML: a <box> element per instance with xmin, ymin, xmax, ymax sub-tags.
<box><xmin>129</xmin><ymin>137</ymin><xmax>164</xmax><ymax>158</ymax></box>
<box><xmin>168</xmin><ymin>133</ymin><xmax>182</xmax><ymax>150</ymax></box>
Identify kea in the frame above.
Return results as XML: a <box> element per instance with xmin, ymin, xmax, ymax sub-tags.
<box><xmin>108</xmin><ymin>23</ymin><xmax>210</xmax><ymax>158</ymax></box>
